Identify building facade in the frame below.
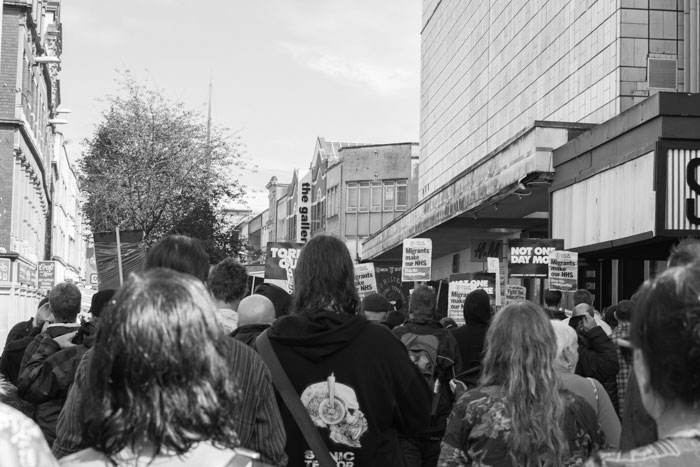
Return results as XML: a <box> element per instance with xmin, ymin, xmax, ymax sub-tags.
<box><xmin>363</xmin><ymin>0</ymin><xmax>700</xmax><ymax>306</ymax></box>
<box><xmin>242</xmin><ymin>137</ymin><xmax>419</xmax><ymax>272</ymax></box>
<box><xmin>0</xmin><ymin>0</ymin><xmax>85</xmax><ymax>345</ymax></box>
<box><xmin>50</xmin><ymin>132</ymin><xmax>85</xmax><ymax>282</ymax></box>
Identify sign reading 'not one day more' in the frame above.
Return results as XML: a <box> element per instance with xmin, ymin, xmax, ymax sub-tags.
<box><xmin>402</xmin><ymin>238</ymin><xmax>432</xmax><ymax>282</ymax></box>
<box><xmin>508</xmin><ymin>238</ymin><xmax>564</xmax><ymax>277</ymax></box>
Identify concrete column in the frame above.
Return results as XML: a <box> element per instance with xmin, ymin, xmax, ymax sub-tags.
<box><xmin>685</xmin><ymin>0</ymin><xmax>691</xmax><ymax>91</ymax></box>
<box><xmin>692</xmin><ymin>0</ymin><xmax>699</xmax><ymax>92</ymax></box>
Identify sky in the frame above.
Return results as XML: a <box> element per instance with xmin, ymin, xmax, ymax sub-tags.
<box><xmin>59</xmin><ymin>0</ymin><xmax>422</xmax><ymax>211</ymax></box>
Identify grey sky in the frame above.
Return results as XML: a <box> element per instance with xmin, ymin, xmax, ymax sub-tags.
<box><xmin>59</xmin><ymin>1</ymin><xmax>421</xmax><ymax>211</ymax></box>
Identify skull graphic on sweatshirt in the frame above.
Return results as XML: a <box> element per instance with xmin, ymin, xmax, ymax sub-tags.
<box><xmin>300</xmin><ymin>373</ymin><xmax>368</xmax><ymax>447</ymax></box>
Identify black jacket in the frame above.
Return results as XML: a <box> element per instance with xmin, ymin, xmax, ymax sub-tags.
<box><xmin>1</xmin><ymin>325</ymin><xmax>41</xmax><ymax>386</ymax></box>
<box><xmin>267</xmin><ymin>311</ymin><xmax>431</xmax><ymax>467</ymax></box>
<box><xmin>230</xmin><ymin>323</ymin><xmax>271</xmax><ymax>350</ymax></box>
<box><xmin>575</xmin><ymin>326</ymin><xmax>620</xmax><ymax>413</ymax></box>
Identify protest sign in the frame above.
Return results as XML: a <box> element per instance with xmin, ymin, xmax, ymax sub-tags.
<box><xmin>402</xmin><ymin>238</ymin><xmax>432</xmax><ymax>282</ymax></box>
<box><xmin>549</xmin><ymin>250</ymin><xmax>578</xmax><ymax>291</ymax></box>
<box><xmin>505</xmin><ymin>284</ymin><xmax>527</xmax><ymax>304</ymax></box>
<box><xmin>264</xmin><ymin>242</ymin><xmax>304</xmax><ymax>294</ymax></box>
<box><xmin>487</xmin><ymin>257</ymin><xmax>502</xmax><ymax>306</ymax></box>
<box><xmin>354</xmin><ymin>262</ymin><xmax>378</xmax><ymax>298</ymax></box>
<box><xmin>508</xmin><ymin>238</ymin><xmax>564</xmax><ymax>277</ymax></box>
<box><xmin>448</xmin><ymin>272</ymin><xmax>496</xmax><ymax>325</ymax></box>
<box><xmin>375</xmin><ymin>263</ymin><xmax>411</xmax><ymax>312</ymax></box>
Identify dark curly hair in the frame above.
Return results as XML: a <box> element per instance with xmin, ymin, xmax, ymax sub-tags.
<box><xmin>292</xmin><ymin>235</ymin><xmax>359</xmax><ymax>315</ymax></box>
<box><xmin>631</xmin><ymin>264</ymin><xmax>700</xmax><ymax>407</ymax></box>
<box><xmin>208</xmin><ymin>258</ymin><xmax>248</xmax><ymax>304</ymax></box>
<box><xmin>144</xmin><ymin>235</ymin><xmax>209</xmax><ymax>283</ymax></box>
<box><xmin>80</xmin><ymin>268</ymin><xmax>241</xmax><ymax>459</ymax></box>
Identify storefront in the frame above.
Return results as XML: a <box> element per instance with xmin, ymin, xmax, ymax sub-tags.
<box><xmin>550</xmin><ymin>92</ymin><xmax>700</xmax><ymax>308</ymax></box>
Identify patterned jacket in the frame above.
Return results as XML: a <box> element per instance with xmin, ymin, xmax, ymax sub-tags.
<box><xmin>16</xmin><ymin>323</ymin><xmax>89</xmax><ymax>446</ymax></box>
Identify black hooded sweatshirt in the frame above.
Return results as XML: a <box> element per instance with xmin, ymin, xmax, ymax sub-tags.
<box><xmin>266</xmin><ymin>310</ymin><xmax>431</xmax><ymax>467</ymax></box>
<box><xmin>438</xmin><ymin>298</ymin><xmax>491</xmax><ymax>380</ymax></box>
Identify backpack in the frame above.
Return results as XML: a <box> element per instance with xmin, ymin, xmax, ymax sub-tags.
<box><xmin>449</xmin><ymin>364</ymin><xmax>482</xmax><ymax>402</ymax></box>
<box><xmin>400</xmin><ymin>333</ymin><xmax>440</xmax><ymax>388</ymax></box>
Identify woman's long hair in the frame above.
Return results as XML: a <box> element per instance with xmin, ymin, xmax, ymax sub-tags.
<box><xmin>291</xmin><ymin>235</ymin><xmax>359</xmax><ymax>315</ymax></box>
<box><xmin>480</xmin><ymin>301</ymin><xmax>568</xmax><ymax>466</ymax></box>
<box><xmin>81</xmin><ymin>268</ymin><xmax>241</xmax><ymax>459</ymax></box>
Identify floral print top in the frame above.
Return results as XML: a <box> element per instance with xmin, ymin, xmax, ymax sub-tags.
<box><xmin>438</xmin><ymin>385</ymin><xmax>606</xmax><ymax>467</ymax></box>
<box><xmin>0</xmin><ymin>402</ymin><xmax>59</xmax><ymax>467</ymax></box>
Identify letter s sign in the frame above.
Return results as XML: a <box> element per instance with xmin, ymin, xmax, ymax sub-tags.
<box><xmin>686</xmin><ymin>158</ymin><xmax>700</xmax><ymax>225</ymax></box>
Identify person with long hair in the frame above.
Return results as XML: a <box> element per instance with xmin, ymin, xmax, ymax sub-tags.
<box><xmin>438</xmin><ymin>301</ymin><xmax>605</xmax><ymax>466</ymax></box>
<box><xmin>59</xmin><ymin>268</ymin><xmax>246</xmax><ymax>466</ymax></box>
<box><xmin>53</xmin><ymin>235</ymin><xmax>286</xmax><ymax>466</ymax></box>
<box><xmin>262</xmin><ymin>235</ymin><xmax>432</xmax><ymax>467</ymax></box>
<box><xmin>587</xmin><ymin>263</ymin><xmax>700</xmax><ymax>466</ymax></box>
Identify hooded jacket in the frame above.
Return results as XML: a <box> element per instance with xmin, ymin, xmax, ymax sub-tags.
<box><xmin>438</xmin><ymin>293</ymin><xmax>491</xmax><ymax>382</ymax></box>
<box><xmin>266</xmin><ymin>310</ymin><xmax>431</xmax><ymax>467</ymax></box>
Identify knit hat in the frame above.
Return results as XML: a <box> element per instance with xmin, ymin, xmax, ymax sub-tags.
<box><xmin>89</xmin><ymin>289</ymin><xmax>116</xmax><ymax>318</ymax></box>
<box><xmin>362</xmin><ymin>293</ymin><xmax>392</xmax><ymax>313</ymax></box>
<box><xmin>254</xmin><ymin>282</ymin><xmax>292</xmax><ymax>318</ymax></box>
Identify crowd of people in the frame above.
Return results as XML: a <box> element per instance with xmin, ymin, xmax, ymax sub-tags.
<box><xmin>0</xmin><ymin>233</ymin><xmax>698</xmax><ymax>466</ymax></box>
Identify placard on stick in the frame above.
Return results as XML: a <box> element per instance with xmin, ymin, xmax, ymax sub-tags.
<box><xmin>402</xmin><ymin>238</ymin><xmax>432</xmax><ymax>282</ymax></box>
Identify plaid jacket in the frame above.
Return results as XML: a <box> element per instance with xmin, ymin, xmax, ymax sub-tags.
<box><xmin>611</xmin><ymin>321</ymin><xmax>632</xmax><ymax>417</ymax></box>
<box><xmin>16</xmin><ymin>324</ymin><xmax>90</xmax><ymax>446</ymax></box>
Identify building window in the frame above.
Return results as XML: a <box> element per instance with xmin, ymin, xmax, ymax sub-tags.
<box><xmin>327</xmin><ymin>185</ymin><xmax>339</xmax><ymax>217</ymax></box>
<box><xmin>383</xmin><ymin>181</ymin><xmax>395</xmax><ymax>212</ymax></box>
<box><xmin>359</xmin><ymin>181</ymin><xmax>370</xmax><ymax>212</ymax></box>
<box><xmin>396</xmin><ymin>180</ymin><xmax>407</xmax><ymax>211</ymax></box>
<box><xmin>347</xmin><ymin>182</ymin><xmax>358</xmax><ymax>213</ymax></box>
<box><xmin>371</xmin><ymin>181</ymin><xmax>382</xmax><ymax>212</ymax></box>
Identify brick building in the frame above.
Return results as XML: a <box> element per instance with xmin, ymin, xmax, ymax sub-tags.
<box><xmin>0</xmin><ymin>0</ymin><xmax>71</xmax><ymax>345</ymax></box>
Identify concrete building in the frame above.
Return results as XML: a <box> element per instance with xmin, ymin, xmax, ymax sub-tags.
<box><xmin>245</xmin><ymin>137</ymin><xmax>418</xmax><ymax>273</ymax></box>
<box><xmin>363</xmin><ymin>1</ymin><xmax>700</xmax><ymax>306</ymax></box>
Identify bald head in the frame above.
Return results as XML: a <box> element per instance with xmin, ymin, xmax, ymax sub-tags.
<box><xmin>238</xmin><ymin>295</ymin><xmax>276</xmax><ymax>327</ymax></box>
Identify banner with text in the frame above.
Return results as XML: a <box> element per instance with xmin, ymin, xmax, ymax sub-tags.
<box><xmin>265</xmin><ymin>241</ymin><xmax>304</xmax><ymax>294</ymax></box>
<box><xmin>296</xmin><ymin>170</ymin><xmax>312</xmax><ymax>244</ymax></box>
<box><xmin>548</xmin><ymin>250</ymin><xmax>578</xmax><ymax>291</ymax></box>
<box><xmin>402</xmin><ymin>238</ymin><xmax>432</xmax><ymax>282</ymax></box>
<box><xmin>508</xmin><ymin>238</ymin><xmax>564</xmax><ymax>277</ymax></box>
<box><xmin>448</xmin><ymin>272</ymin><xmax>496</xmax><ymax>326</ymax></box>
<box><xmin>375</xmin><ymin>263</ymin><xmax>411</xmax><ymax>313</ymax></box>
<box><xmin>354</xmin><ymin>262</ymin><xmax>378</xmax><ymax>299</ymax></box>
<box><xmin>505</xmin><ymin>284</ymin><xmax>527</xmax><ymax>304</ymax></box>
